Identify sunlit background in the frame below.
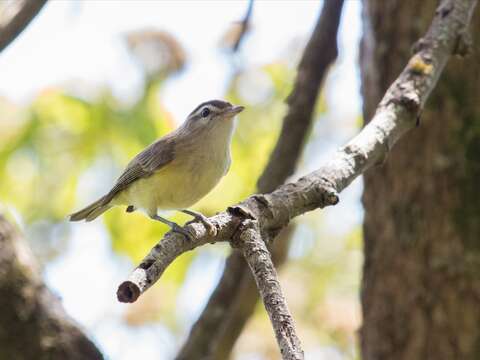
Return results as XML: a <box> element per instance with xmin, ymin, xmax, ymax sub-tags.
<box><xmin>0</xmin><ymin>1</ymin><xmax>363</xmax><ymax>359</ymax></box>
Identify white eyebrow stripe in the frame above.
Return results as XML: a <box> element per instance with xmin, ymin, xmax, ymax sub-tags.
<box><xmin>190</xmin><ymin>104</ymin><xmax>219</xmax><ymax>119</ymax></box>
<box><xmin>188</xmin><ymin>100</ymin><xmax>231</xmax><ymax>117</ymax></box>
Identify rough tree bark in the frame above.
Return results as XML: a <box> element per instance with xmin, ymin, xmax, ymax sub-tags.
<box><xmin>0</xmin><ymin>216</ymin><xmax>104</xmax><ymax>360</ymax></box>
<box><xmin>361</xmin><ymin>0</ymin><xmax>480</xmax><ymax>359</ymax></box>
<box><xmin>233</xmin><ymin>220</ymin><xmax>303</xmax><ymax>360</ymax></box>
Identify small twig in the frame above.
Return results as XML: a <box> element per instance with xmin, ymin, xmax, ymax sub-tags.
<box><xmin>117</xmin><ymin>215</ymin><xmax>238</xmax><ymax>302</ymax></box>
<box><xmin>0</xmin><ymin>0</ymin><xmax>48</xmax><ymax>53</ymax></box>
<box><xmin>233</xmin><ymin>220</ymin><xmax>304</xmax><ymax>360</ymax></box>
<box><xmin>232</xmin><ymin>0</ymin><xmax>253</xmax><ymax>52</ymax></box>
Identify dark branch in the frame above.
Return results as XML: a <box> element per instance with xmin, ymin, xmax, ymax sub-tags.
<box><xmin>0</xmin><ymin>0</ymin><xmax>48</xmax><ymax>53</ymax></box>
<box><xmin>258</xmin><ymin>0</ymin><xmax>344</xmax><ymax>192</ymax></box>
<box><xmin>232</xmin><ymin>0</ymin><xmax>254</xmax><ymax>52</ymax></box>
<box><xmin>0</xmin><ymin>216</ymin><xmax>103</xmax><ymax>359</ymax></box>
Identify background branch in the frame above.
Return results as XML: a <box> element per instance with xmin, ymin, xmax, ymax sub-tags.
<box><xmin>0</xmin><ymin>0</ymin><xmax>48</xmax><ymax>53</ymax></box>
<box><xmin>231</xmin><ymin>0</ymin><xmax>253</xmax><ymax>52</ymax></box>
<box><xmin>257</xmin><ymin>0</ymin><xmax>344</xmax><ymax>192</ymax></box>
<box><xmin>0</xmin><ymin>215</ymin><xmax>103</xmax><ymax>359</ymax></box>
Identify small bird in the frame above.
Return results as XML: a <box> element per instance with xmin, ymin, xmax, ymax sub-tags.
<box><xmin>69</xmin><ymin>100</ymin><xmax>244</xmax><ymax>239</ymax></box>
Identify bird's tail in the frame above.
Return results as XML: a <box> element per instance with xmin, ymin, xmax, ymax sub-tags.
<box><xmin>69</xmin><ymin>196</ymin><xmax>111</xmax><ymax>222</ymax></box>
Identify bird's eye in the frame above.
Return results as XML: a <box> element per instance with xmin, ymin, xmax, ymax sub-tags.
<box><xmin>201</xmin><ymin>108</ymin><xmax>210</xmax><ymax>118</ymax></box>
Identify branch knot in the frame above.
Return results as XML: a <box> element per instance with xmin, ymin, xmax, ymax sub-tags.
<box><xmin>454</xmin><ymin>30</ymin><xmax>473</xmax><ymax>57</ymax></box>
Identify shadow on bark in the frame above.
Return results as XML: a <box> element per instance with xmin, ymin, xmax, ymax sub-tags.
<box><xmin>0</xmin><ymin>216</ymin><xmax>104</xmax><ymax>360</ymax></box>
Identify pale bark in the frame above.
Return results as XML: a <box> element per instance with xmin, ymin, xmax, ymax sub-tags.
<box><xmin>233</xmin><ymin>220</ymin><xmax>303</xmax><ymax>360</ymax></box>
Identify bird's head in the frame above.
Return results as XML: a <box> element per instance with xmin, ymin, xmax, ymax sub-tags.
<box><xmin>183</xmin><ymin>100</ymin><xmax>244</xmax><ymax>132</ymax></box>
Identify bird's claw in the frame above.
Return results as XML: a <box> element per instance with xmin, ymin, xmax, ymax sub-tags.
<box><xmin>186</xmin><ymin>215</ymin><xmax>217</xmax><ymax>237</ymax></box>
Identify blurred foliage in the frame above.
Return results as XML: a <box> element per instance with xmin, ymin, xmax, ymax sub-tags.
<box><xmin>0</xmin><ymin>41</ymin><xmax>292</xmax><ymax>253</ymax></box>
<box><xmin>125</xmin><ymin>29</ymin><xmax>186</xmax><ymax>80</ymax></box>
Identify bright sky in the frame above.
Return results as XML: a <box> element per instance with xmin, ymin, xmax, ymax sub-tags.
<box><xmin>0</xmin><ymin>0</ymin><xmax>360</xmax><ymax>120</ymax></box>
<box><xmin>1</xmin><ymin>1</ymin><xmax>362</xmax><ymax>359</ymax></box>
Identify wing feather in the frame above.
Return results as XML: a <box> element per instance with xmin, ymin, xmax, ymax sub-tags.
<box><xmin>101</xmin><ymin>136</ymin><xmax>175</xmax><ymax>205</ymax></box>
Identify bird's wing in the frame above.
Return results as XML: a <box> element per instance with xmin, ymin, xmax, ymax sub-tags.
<box><xmin>101</xmin><ymin>136</ymin><xmax>176</xmax><ymax>205</ymax></box>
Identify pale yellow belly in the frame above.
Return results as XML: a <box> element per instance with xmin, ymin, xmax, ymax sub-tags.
<box><xmin>113</xmin><ymin>157</ymin><xmax>227</xmax><ymax>215</ymax></box>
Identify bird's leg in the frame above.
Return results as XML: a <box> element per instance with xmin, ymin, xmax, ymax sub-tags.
<box><xmin>181</xmin><ymin>209</ymin><xmax>217</xmax><ymax>236</ymax></box>
<box><xmin>150</xmin><ymin>214</ymin><xmax>193</xmax><ymax>241</ymax></box>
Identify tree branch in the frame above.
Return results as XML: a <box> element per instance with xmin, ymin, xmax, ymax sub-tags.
<box><xmin>178</xmin><ymin>1</ymin><xmax>345</xmax><ymax>357</ymax></box>
<box><xmin>232</xmin><ymin>0</ymin><xmax>253</xmax><ymax>52</ymax></box>
<box><xmin>119</xmin><ymin>0</ymin><xmax>477</xmax><ymax>302</ymax></box>
<box><xmin>0</xmin><ymin>0</ymin><xmax>48</xmax><ymax>53</ymax></box>
<box><xmin>118</xmin><ymin>175</ymin><xmax>339</xmax><ymax>303</ymax></box>
<box><xmin>233</xmin><ymin>220</ymin><xmax>303</xmax><ymax>360</ymax></box>
<box><xmin>258</xmin><ymin>0</ymin><xmax>344</xmax><ymax>193</ymax></box>
<box><xmin>175</xmin><ymin>226</ymin><xmax>291</xmax><ymax>360</ymax></box>
<box><xmin>0</xmin><ymin>215</ymin><xmax>103</xmax><ymax>359</ymax></box>
<box><xmin>117</xmin><ymin>0</ymin><xmax>477</xmax><ymax>356</ymax></box>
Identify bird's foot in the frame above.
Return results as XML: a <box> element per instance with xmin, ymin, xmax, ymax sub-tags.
<box><xmin>150</xmin><ymin>214</ymin><xmax>194</xmax><ymax>241</ymax></box>
<box><xmin>182</xmin><ymin>210</ymin><xmax>217</xmax><ymax>237</ymax></box>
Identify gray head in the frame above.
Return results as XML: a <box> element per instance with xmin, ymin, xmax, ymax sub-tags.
<box><xmin>182</xmin><ymin>100</ymin><xmax>244</xmax><ymax>132</ymax></box>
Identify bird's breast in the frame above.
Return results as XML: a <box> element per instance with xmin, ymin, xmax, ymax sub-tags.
<box><xmin>118</xmin><ymin>120</ymin><xmax>236</xmax><ymax>214</ymax></box>
<box><xmin>120</xmin><ymin>146</ymin><xmax>231</xmax><ymax>213</ymax></box>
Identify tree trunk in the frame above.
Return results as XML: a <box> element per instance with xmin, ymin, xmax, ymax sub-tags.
<box><xmin>0</xmin><ymin>215</ymin><xmax>104</xmax><ymax>360</ymax></box>
<box><xmin>360</xmin><ymin>1</ymin><xmax>480</xmax><ymax>359</ymax></box>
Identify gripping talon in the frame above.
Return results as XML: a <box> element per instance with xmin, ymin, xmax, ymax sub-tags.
<box><xmin>150</xmin><ymin>213</ymin><xmax>194</xmax><ymax>241</ymax></box>
<box><xmin>182</xmin><ymin>210</ymin><xmax>217</xmax><ymax>236</ymax></box>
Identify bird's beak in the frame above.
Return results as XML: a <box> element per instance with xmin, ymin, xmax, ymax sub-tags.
<box><xmin>224</xmin><ymin>105</ymin><xmax>244</xmax><ymax>116</ymax></box>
